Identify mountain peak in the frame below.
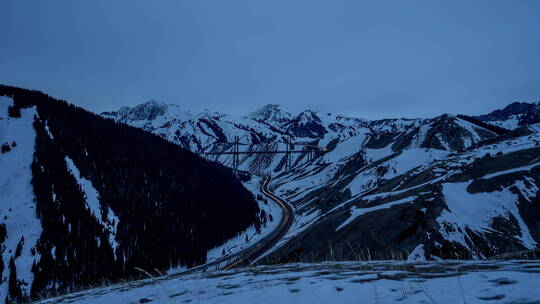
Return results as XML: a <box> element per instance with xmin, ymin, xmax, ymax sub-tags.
<box><xmin>122</xmin><ymin>99</ymin><xmax>168</xmax><ymax>121</ymax></box>
<box><xmin>247</xmin><ymin>104</ymin><xmax>292</xmax><ymax>124</ymax></box>
<box><xmin>197</xmin><ymin>108</ymin><xmax>226</xmax><ymax>120</ymax></box>
<box><xmin>474</xmin><ymin>101</ymin><xmax>540</xmax><ymax>129</ymax></box>
<box><xmin>296</xmin><ymin>110</ymin><xmax>320</xmax><ymax>123</ymax></box>
<box><xmin>283</xmin><ymin>110</ymin><xmax>327</xmax><ymax>138</ymax></box>
<box><xmin>142</xmin><ymin>99</ymin><xmax>166</xmax><ymax>106</ymax></box>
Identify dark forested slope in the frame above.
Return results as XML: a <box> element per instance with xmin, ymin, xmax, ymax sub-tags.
<box><xmin>0</xmin><ymin>85</ymin><xmax>260</xmax><ymax>302</ymax></box>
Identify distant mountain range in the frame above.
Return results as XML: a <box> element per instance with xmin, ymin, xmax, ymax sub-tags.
<box><xmin>103</xmin><ymin>99</ymin><xmax>540</xmax><ymax>263</ymax></box>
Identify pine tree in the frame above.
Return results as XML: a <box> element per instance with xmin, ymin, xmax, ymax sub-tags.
<box><xmin>7</xmin><ymin>105</ymin><xmax>21</xmax><ymax>118</ymax></box>
<box><xmin>1</xmin><ymin>143</ymin><xmax>10</xmax><ymax>153</ymax></box>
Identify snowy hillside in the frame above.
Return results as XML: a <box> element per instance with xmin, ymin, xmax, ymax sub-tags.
<box><xmin>104</xmin><ymin>100</ymin><xmax>540</xmax><ymax>264</ymax></box>
<box><xmin>37</xmin><ymin>260</ymin><xmax>540</xmax><ymax>304</ymax></box>
<box><xmin>474</xmin><ymin>101</ymin><xmax>540</xmax><ymax>130</ymax></box>
<box><xmin>2</xmin><ymin>86</ymin><xmax>538</xmax><ymax>302</ymax></box>
<box><xmin>0</xmin><ymin>97</ymin><xmax>41</xmax><ymax>299</ymax></box>
<box><xmin>0</xmin><ymin>86</ymin><xmax>263</xmax><ymax>302</ymax></box>
<box><xmin>265</xmin><ymin>123</ymin><xmax>540</xmax><ymax>263</ymax></box>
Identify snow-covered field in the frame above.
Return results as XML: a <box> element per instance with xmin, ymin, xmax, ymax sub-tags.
<box><xmin>37</xmin><ymin>260</ymin><xmax>540</xmax><ymax>304</ymax></box>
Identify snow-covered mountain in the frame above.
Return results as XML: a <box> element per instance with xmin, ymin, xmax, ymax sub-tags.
<box><xmin>0</xmin><ymin>86</ymin><xmax>263</xmax><ymax>302</ymax></box>
<box><xmin>104</xmin><ymin>100</ymin><xmax>540</xmax><ymax>263</ymax></box>
<box><xmin>102</xmin><ymin>100</ymin><xmax>501</xmax><ymax>175</ymax></box>
<box><xmin>246</xmin><ymin>104</ymin><xmax>292</xmax><ymax>126</ymax></box>
<box><xmin>474</xmin><ymin>101</ymin><xmax>540</xmax><ymax>130</ymax></box>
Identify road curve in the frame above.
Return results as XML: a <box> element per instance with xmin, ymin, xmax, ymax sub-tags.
<box><xmin>223</xmin><ymin>175</ymin><xmax>294</xmax><ymax>269</ymax></box>
<box><xmin>171</xmin><ymin>175</ymin><xmax>293</xmax><ymax>276</ymax></box>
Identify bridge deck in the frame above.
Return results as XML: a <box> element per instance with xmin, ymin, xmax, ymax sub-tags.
<box><xmin>201</xmin><ymin>150</ymin><xmax>317</xmax><ymax>155</ymax></box>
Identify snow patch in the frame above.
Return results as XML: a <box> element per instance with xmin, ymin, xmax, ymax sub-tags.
<box><xmin>64</xmin><ymin>156</ymin><xmax>120</xmax><ymax>255</ymax></box>
<box><xmin>438</xmin><ymin>182</ymin><xmax>537</xmax><ymax>250</ymax></box>
<box><xmin>482</xmin><ymin>163</ymin><xmax>539</xmax><ymax>180</ymax></box>
<box><xmin>0</xmin><ymin>98</ymin><xmax>42</xmax><ymax>298</ymax></box>
<box><xmin>407</xmin><ymin>244</ymin><xmax>426</xmax><ymax>262</ymax></box>
<box><xmin>515</xmin><ymin>177</ymin><xmax>539</xmax><ymax>202</ymax></box>
<box><xmin>336</xmin><ymin>196</ymin><xmax>417</xmax><ymax>231</ymax></box>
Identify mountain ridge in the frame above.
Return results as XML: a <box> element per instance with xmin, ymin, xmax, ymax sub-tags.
<box><xmin>103</xmin><ymin>99</ymin><xmax>540</xmax><ymax>264</ymax></box>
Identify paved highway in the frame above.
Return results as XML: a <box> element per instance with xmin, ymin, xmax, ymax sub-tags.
<box><xmin>171</xmin><ymin>174</ymin><xmax>293</xmax><ymax>275</ymax></box>
<box><xmin>223</xmin><ymin>175</ymin><xmax>294</xmax><ymax>269</ymax></box>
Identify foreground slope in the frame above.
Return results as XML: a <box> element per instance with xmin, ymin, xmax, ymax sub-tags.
<box><xmin>38</xmin><ymin>260</ymin><xmax>540</xmax><ymax>304</ymax></box>
<box><xmin>0</xmin><ymin>86</ymin><xmax>260</xmax><ymax>302</ymax></box>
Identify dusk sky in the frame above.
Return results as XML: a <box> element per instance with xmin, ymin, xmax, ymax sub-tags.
<box><xmin>1</xmin><ymin>1</ymin><xmax>540</xmax><ymax>119</ymax></box>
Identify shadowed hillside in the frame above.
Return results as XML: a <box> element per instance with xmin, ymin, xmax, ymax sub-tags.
<box><xmin>0</xmin><ymin>85</ymin><xmax>260</xmax><ymax>302</ymax></box>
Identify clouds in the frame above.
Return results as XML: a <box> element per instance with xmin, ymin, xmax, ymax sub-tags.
<box><xmin>1</xmin><ymin>0</ymin><xmax>539</xmax><ymax>118</ymax></box>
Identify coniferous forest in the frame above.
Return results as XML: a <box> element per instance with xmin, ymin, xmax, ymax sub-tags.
<box><xmin>0</xmin><ymin>85</ymin><xmax>260</xmax><ymax>301</ymax></box>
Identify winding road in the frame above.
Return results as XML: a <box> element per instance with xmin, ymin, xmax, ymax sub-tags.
<box><xmin>174</xmin><ymin>174</ymin><xmax>294</xmax><ymax>275</ymax></box>
<box><xmin>224</xmin><ymin>175</ymin><xmax>294</xmax><ymax>269</ymax></box>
